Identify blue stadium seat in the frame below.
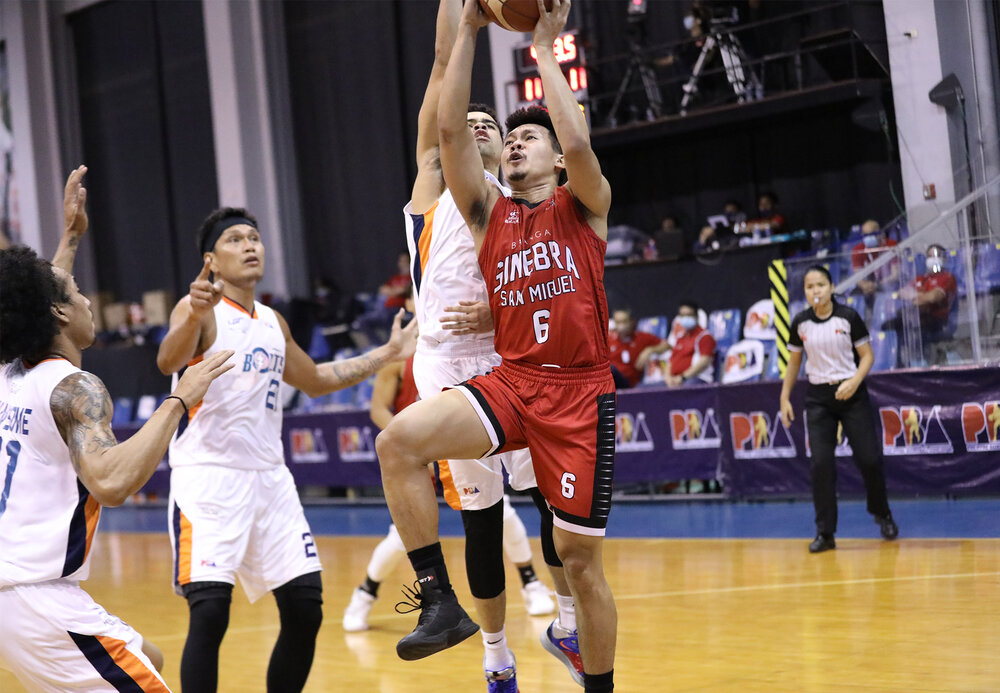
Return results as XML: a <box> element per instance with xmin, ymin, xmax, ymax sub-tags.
<box><xmin>720</xmin><ymin>339</ymin><xmax>765</xmax><ymax>384</ymax></box>
<box><xmin>975</xmin><ymin>242</ymin><xmax>1000</xmax><ymax>293</ymax></box>
<box><xmin>307</xmin><ymin>325</ymin><xmax>332</xmax><ymax>361</ymax></box>
<box><xmin>872</xmin><ymin>291</ymin><xmax>902</xmax><ymax>329</ymax></box>
<box><xmin>843</xmin><ymin>293</ymin><xmax>864</xmax><ymax>314</ymax></box>
<box><xmin>708</xmin><ymin>309</ymin><xmax>741</xmax><ymax>346</ymax></box>
<box><xmin>763</xmin><ymin>340</ymin><xmax>781</xmax><ymax>380</ymax></box>
<box><xmin>111</xmin><ymin>397</ymin><xmax>135</xmax><ymax>427</ymax></box>
<box><xmin>636</xmin><ymin>316</ymin><xmax>670</xmax><ymax>339</ymax></box>
<box><xmin>354</xmin><ymin>377</ymin><xmax>376</xmax><ymax>409</ymax></box>
<box><xmin>327</xmin><ymin>387</ymin><xmax>357</xmax><ymax>409</ymax></box>
<box><xmin>870</xmin><ymin>331</ymin><xmax>898</xmax><ymax>372</ymax></box>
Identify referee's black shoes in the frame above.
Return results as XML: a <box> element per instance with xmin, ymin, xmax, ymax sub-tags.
<box><xmin>876</xmin><ymin>514</ymin><xmax>899</xmax><ymax>540</ymax></box>
<box><xmin>808</xmin><ymin>534</ymin><xmax>836</xmax><ymax>553</ymax></box>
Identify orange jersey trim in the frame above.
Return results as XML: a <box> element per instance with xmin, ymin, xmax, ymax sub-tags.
<box><xmin>177</xmin><ymin>510</ymin><xmax>193</xmax><ymax>585</ymax></box>
<box><xmin>222</xmin><ymin>296</ymin><xmax>257</xmax><ymax>319</ymax></box>
<box><xmin>417</xmin><ymin>203</ymin><xmax>437</xmax><ymax>282</ymax></box>
<box><xmin>83</xmin><ymin>496</ymin><xmax>101</xmax><ymax>564</ymax></box>
<box><xmin>436</xmin><ymin>460</ymin><xmax>463</xmax><ymax>512</ymax></box>
<box><xmin>94</xmin><ymin>635</ymin><xmax>171</xmax><ymax>693</ymax></box>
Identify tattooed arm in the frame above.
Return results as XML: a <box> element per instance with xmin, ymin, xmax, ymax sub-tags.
<box><xmin>50</xmin><ymin>353</ymin><xmax>235</xmax><ymax>506</ymax></box>
<box><xmin>278</xmin><ymin>309</ymin><xmax>417</xmax><ymax>398</ymax></box>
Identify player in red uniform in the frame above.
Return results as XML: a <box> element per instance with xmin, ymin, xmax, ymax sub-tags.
<box><xmin>376</xmin><ymin>1</ymin><xmax>616</xmax><ymax>690</ymax></box>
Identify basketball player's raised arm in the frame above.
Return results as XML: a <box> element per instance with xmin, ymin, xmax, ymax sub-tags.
<box><xmin>52</xmin><ymin>165</ymin><xmax>89</xmax><ymax>273</ymax></box>
<box><xmin>438</xmin><ymin>0</ymin><xmax>501</xmax><ymax>242</ymax></box>
<box><xmin>157</xmin><ymin>258</ymin><xmax>222</xmax><ymax>374</ymax></box>
<box><xmin>534</xmin><ymin>0</ymin><xmax>610</xmax><ymax>237</ymax></box>
<box><xmin>280</xmin><ymin>309</ymin><xmax>417</xmax><ymax>398</ymax></box>
<box><xmin>411</xmin><ymin>0</ymin><xmax>462</xmax><ymax>212</ymax></box>
<box><xmin>50</xmin><ymin>351</ymin><xmax>234</xmax><ymax>507</ymax></box>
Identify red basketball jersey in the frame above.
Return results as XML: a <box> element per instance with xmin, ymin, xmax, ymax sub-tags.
<box><xmin>479</xmin><ymin>186</ymin><xmax>610</xmax><ymax>368</ymax></box>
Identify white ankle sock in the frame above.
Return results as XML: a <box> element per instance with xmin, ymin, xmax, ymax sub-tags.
<box><xmin>482</xmin><ymin>628</ymin><xmax>512</xmax><ymax>671</ymax></box>
<box><xmin>556</xmin><ymin>593</ymin><xmax>576</xmax><ymax>632</ymax></box>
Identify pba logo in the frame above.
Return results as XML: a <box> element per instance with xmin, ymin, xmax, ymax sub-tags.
<box><xmin>878</xmin><ymin>405</ymin><xmax>953</xmax><ymax>455</ymax></box>
<box><xmin>615</xmin><ymin>411</ymin><xmax>653</xmax><ymax>452</ymax></box>
<box><xmin>338</xmin><ymin>425</ymin><xmax>377</xmax><ymax>462</ymax></box>
<box><xmin>730</xmin><ymin>411</ymin><xmax>796</xmax><ymax>459</ymax></box>
<box><xmin>670</xmin><ymin>408</ymin><xmax>722</xmax><ymax>450</ymax></box>
<box><xmin>289</xmin><ymin>428</ymin><xmax>329</xmax><ymax>464</ymax></box>
<box><xmin>961</xmin><ymin>401</ymin><xmax>1000</xmax><ymax>452</ymax></box>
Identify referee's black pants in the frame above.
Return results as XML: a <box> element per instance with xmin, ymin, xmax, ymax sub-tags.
<box><xmin>805</xmin><ymin>382</ymin><xmax>891</xmax><ymax>535</ymax></box>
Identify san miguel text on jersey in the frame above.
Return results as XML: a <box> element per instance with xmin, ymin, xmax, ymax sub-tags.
<box><xmin>480</xmin><ymin>186</ymin><xmax>610</xmax><ymax>368</ymax></box>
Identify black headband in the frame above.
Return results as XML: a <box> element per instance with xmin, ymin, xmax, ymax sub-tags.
<box><xmin>201</xmin><ymin>216</ymin><xmax>257</xmax><ymax>255</ymax></box>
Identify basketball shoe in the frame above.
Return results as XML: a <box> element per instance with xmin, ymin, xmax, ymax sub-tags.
<box><xmin>541</xmin><ymin>620</ymin><xmax>584</xmax><ymax>686</ymax></box>
<box><xmin>343</xmin><ymin>587</ymin><xmax>376</xmax><ymax>632</ymax></box>
<box><xmin>485</xmin><ymin>650</ymin><xmax>519</xmax><ymax>692</ymax></box>
<box><xmin>395</xmin><ymin>582</ymin><xmax>480</xmax><ymax>660</ymax></box>
<box><xmin>520</xmin><ymin>580</ymin><xmax>555</xmax><ymax>616</ymax></box>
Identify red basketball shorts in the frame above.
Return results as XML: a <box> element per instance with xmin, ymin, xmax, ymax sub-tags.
<box><xmin>456</xmin><ymin>359</ymin><xmax>616</xmax><ymax>536</ymax></box>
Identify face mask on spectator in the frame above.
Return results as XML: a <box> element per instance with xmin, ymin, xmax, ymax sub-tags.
<box><xmin>683</xmin><ymin>14</ymin><xmax>695</xmax><ymax>30</ymax></box>
<box><xmin>677</xmin><ymin>315</ymin><xmax>697</xmax><ymax>331</ymax></box>
<box><xmin>862</xmin><ymin>234</ymin><xmax>880</xmax><ymax>248</ymax></box>
<box><xmin>927</xmin><ymin>260</ymin><xmax>944</xmax><ymax>273</ymax></box>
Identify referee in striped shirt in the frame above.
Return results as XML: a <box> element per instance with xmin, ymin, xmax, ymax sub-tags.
<box><xmin>779</xmin><ymin>265</ymin><xmax>898</xmax><ymax>553</ymax></box>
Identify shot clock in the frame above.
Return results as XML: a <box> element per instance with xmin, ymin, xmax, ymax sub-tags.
<box><xmin>512</xmin><ymin>31</ymin><xmax>588</xmax><ymax>110</ymax></box>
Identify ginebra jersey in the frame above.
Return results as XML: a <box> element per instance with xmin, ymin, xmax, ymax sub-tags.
<box><xmin>169</xmin><ymin>297</ymin><xmax>285</xmax><ymax>470</ymax></box>
<box><xmin>404</xmin><ymin>170</ymin><xmax>508</xmax><ymax>356</ymax></box>
<box><xmin>0</xmin><ymin>358</ymin><xmax>101</xmax><ymax>586</ymax></box>
<box><xmin>479</xmin><ymin>185</ymin><xmax>611</xmax><ymax>368</ymax></box>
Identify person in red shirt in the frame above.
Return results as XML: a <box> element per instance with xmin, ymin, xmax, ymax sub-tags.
<box><xmin>609</xmin><ymin>308</ymin><xmax>664</xmax><ymax>388</ymax></box>
<box><xmin>903</xmin><ymin>244</ymin><xmax>958</xmax><ymax>333</ymax></box>
<box><xmin>377</xmin><ymin>1</ymin><xmax>618</xmax><ymax>690</ymax></box>
<box><xmin>665</xmin><ymin>301</ymin><xmax>716</xmax><ymax>386</ymax></box>
<box><xmin>379</xmin><ymin>251</ymin><xmax>413</xmax><ymax>310</ymax></box>
<box><xmin>851</xmin><ymin>219</ymin><xmax>899</xmax><ymax>296</ymax></box>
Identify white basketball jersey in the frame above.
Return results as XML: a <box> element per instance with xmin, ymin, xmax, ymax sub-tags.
<box><xmin>169</xmin><ymin>298</ymin><xmax>285</xmax><ymax>470</ymax></box>
<box><xmin>0</xmin><ymin>358</ymin><xmax>102</xmax><ymax>587</ymax></box>
<box><xmin>404</xmin><ymin>170</ymin><xmax>508</xmax><ymax>356</ymax></box>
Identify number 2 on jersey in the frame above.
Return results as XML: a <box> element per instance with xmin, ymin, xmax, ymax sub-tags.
<box><xmin>0</xmin><ymin>437</ymin><xmax>22</xmax><ymax>521</ymax></box>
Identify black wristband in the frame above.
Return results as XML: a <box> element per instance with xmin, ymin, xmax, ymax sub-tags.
<box><xmin>165</xmin><ymin>395</ymin><xmax>189</xmax><ymax>415</ymax></box>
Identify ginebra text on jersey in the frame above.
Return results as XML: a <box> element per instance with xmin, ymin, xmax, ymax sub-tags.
<box><xmin>494</xmin><ymin>238</ymin><xmax>581</xmax><ymax>295</ymax></box>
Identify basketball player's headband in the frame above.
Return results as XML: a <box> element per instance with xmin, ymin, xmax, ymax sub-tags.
<box><xmin>201</xmin><ymin>216</ymin><xmax>257</xmax><ymax>255</ymax></box>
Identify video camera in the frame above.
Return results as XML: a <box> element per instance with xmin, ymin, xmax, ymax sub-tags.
<box><xmin>692</xmin><ymin>2</ymin><xmax>740</xmax><ymax>28</ymax></box>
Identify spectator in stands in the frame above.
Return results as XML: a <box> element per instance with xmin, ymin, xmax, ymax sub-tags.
<box><xmin>722</xmin><ymin>200</ymin><xmax>746</xmax><ymax>226</ymax></box>
<box><xmin>609</xmin><ymin>308</ymin><xmax>666</xmax><ymax>388</ymax></box>
<box><xmin>851</xmin><ymin>219</ymin><xmax>899</xmax><ymax>296</ymax></box>
<box><xmin>749</xmin><ymin>191</ymin><xmax>786</xmax><ymax>234</ymax></box>
<box><xmin>379</xmin><ymin>251</ymin><xmax>412</xmax><ymax>311</ymax></box>
<box><xmin>904</xmin><ymin>243</ymin><xmax>958</xmax><ymax>335</ymax></box>
<box><xmin>663</xmin><ymin>300</ymin><xmax>716</xmax><ymax>386</ymax></box>
<box><xmin>654</xmin><ymin>215</ymin><xmax>685</xmax><ymax>259</ymax></box>
<box><xmin>692</xmin><ymin>225</ymin><xmax>720</xmax><ymax>255</ymax></box>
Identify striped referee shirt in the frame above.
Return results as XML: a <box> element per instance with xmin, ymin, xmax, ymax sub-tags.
<box><xmin>788</xmin><ymin>302</ymin><xmax>870</xmax><ymax>384</ymax></box>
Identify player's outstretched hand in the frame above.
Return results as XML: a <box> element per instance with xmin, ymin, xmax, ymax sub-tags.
<box><xmin>63</xmin><ymin>165</ymin><xmax>89</xmax><ymax>238</ymax></box>
<box><xmin>387</xmin><ymin>309</ymin><xmax>418</xmax><ymax>361</ymax></box>
<box><xmin>441</xmin><ymin>300</ymin><xmax>493</xmax><ymax>335</ymax></box>
<box><xmin>171</xmin><ymin>349</ymin><xmax>235</xmax><ymax>411</ymax></box>
<box><xmin>533</xmin><ymin>0</ymin><xmax>570</xmax><ymax>47</ymax></box>
<box><xmin>189</xmin><ymin>257</ymin><xmax>224</xmax><ymax>318</ymax></box>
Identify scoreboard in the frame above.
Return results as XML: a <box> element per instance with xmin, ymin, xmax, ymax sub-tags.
<box><xmin>511</xmin><ymin>31</ymin><xmax>588</xmax><ymax>111</ymax></box>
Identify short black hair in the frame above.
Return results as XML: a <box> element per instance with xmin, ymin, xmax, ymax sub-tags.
<box><xmin>678</xmin><ymin>299</ymin><xmax>701</xmax><ymax>314</ymax></box>
<box><xmin>469</xmin><ymin>102</ymin><xmax>503</xmax><ymax>137</ymax></box>
<box><xmin>196</xmin><ymin>207</ymin><xmax>258</xmax><ymax>255</ymax></box>
<box><xmin>804</xmin><ymin>264</ymin><xmax>833</xmax><ymax>284</ymax></box>
<box><xmin>758</xmin><ymin>191</ymin><xmax>779</xmax><ymax>205</ymax></box>
<box><xmin>505</xmin><ymin>106</ymin><xmax>561</xmax><ymax>153</ymax></box>
<box><xmin>504</xmin><ymin>106</ymin><xmax>568</xmax><ymax>185</ymax></box>
<box><xmin>0</xmin><ymin>245</ymin><xmax>70</xmax><ymax>363</ymax></box>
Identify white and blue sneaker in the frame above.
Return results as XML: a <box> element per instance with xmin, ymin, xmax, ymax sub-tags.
<box><xmin>485</xmin><ymin>650</ymin><xmax>519</xmax><ymax>693</ymax></box>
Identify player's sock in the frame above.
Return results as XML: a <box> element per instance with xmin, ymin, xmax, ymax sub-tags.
<box><xmin>482</xmin><ymin>627</ymin><xmax>513</xmax><ymax>671</ymax></box>
<box><xmin>517</xmin><ymin>564</ymin><xmax>537</xmax><ymax>587</ymax></box>
<box><xmin>556</xmin><ymin>593</ymin><xmax>577</xmax><ymax>632</ymax></box>
<box><xmin>584</xmin><ymin>669</ymin><xmax>614</xmax><ymax>693</ymax></box>
<box><xmin>267</xmin><ymin>572</ymin><xmax>323</xmax><ymax>693</ymax></box>
<box><xmin>408</xmin><ymin>542</ymin><xmax>453</xmax><ymax>595</ymax></box>
<box><xmin>362</xmin><ymin>575</ymin><xmax>380</xmax><ymax>598</ymax></box>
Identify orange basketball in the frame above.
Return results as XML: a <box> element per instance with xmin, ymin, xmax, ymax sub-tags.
<box><xmin>479</xmin><ymin>0</ymin><xmax>553</xmax><ymax>33</ymax></box>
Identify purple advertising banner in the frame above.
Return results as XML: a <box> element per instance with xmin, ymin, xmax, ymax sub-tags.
<box><xmin>126</xmin><ymin>366</ymin><xmax>1000</xmax><ymax>499</ymax></box>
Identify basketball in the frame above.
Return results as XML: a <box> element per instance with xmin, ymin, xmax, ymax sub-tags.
<box><xmin>478</xmin><ymin>0</ymin><xmax>553</xmax><ymax>33</ymax></box>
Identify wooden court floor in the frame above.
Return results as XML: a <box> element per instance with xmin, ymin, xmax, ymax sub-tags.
<box><xmin>2</xmin><ymin>533</ymin><xmax>998</xmax><ymax>692</ymax></box>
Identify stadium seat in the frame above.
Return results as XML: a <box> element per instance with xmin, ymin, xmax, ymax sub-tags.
<box><xmin>307</xmin><ymin>324</ymin><xmax>333</xmax><ymax>361</ymax></box>
<box><xmin>743</xmin><ymin>299</ymin><xmax>776</xmax><ymax>341</ymax></box>
<box><xmin>974</xmin><ymin>242</ymin><xmax>1000</xmax><ymax>293</ymax></box>
<box><xmin>133</xmin><ymin>394</ymin><xmax>159</xmax><ymax>423</ymax></box>
<box><xmin>354</xmin><ymin>376</ymin><xmax>376</xmax><ymax>409</ymax></box>
<box><xmin>720</xmin><ymin>339</ymin><xmax>765</xmax><ymax>384</ymax></box>
<box><xmin>111</xmin><ymin>397</ymin><xmax>135</xmax><ymax>427</ymax></box>
<box><xmin>872</xmin><ymin>291</ymin><xmax>902</xmax><ymax>329</ymax></box>
<box><xmin>870</xmin><ymin>331</ymin><xmax>898</xmax><ymax>372</ymax></box>
<box><xmin>708</xmin><ymin>309</ymin><xmax>741</xmax><ymax>346</ymax></box>
<box><xmin>763</xmin><ymin>340</ymin><xmax>781</xmax><ymax>380</ymax></box>
<box><xmin>636</xmin><ymin>316</ymin><xmax>670</xmax><ymax>340</ymax></box>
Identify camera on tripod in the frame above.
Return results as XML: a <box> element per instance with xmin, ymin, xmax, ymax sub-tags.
<box><xmin>696</xmin><ymin>3</ymin><xmax>739</xmax><ymax>28</ymax></box>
